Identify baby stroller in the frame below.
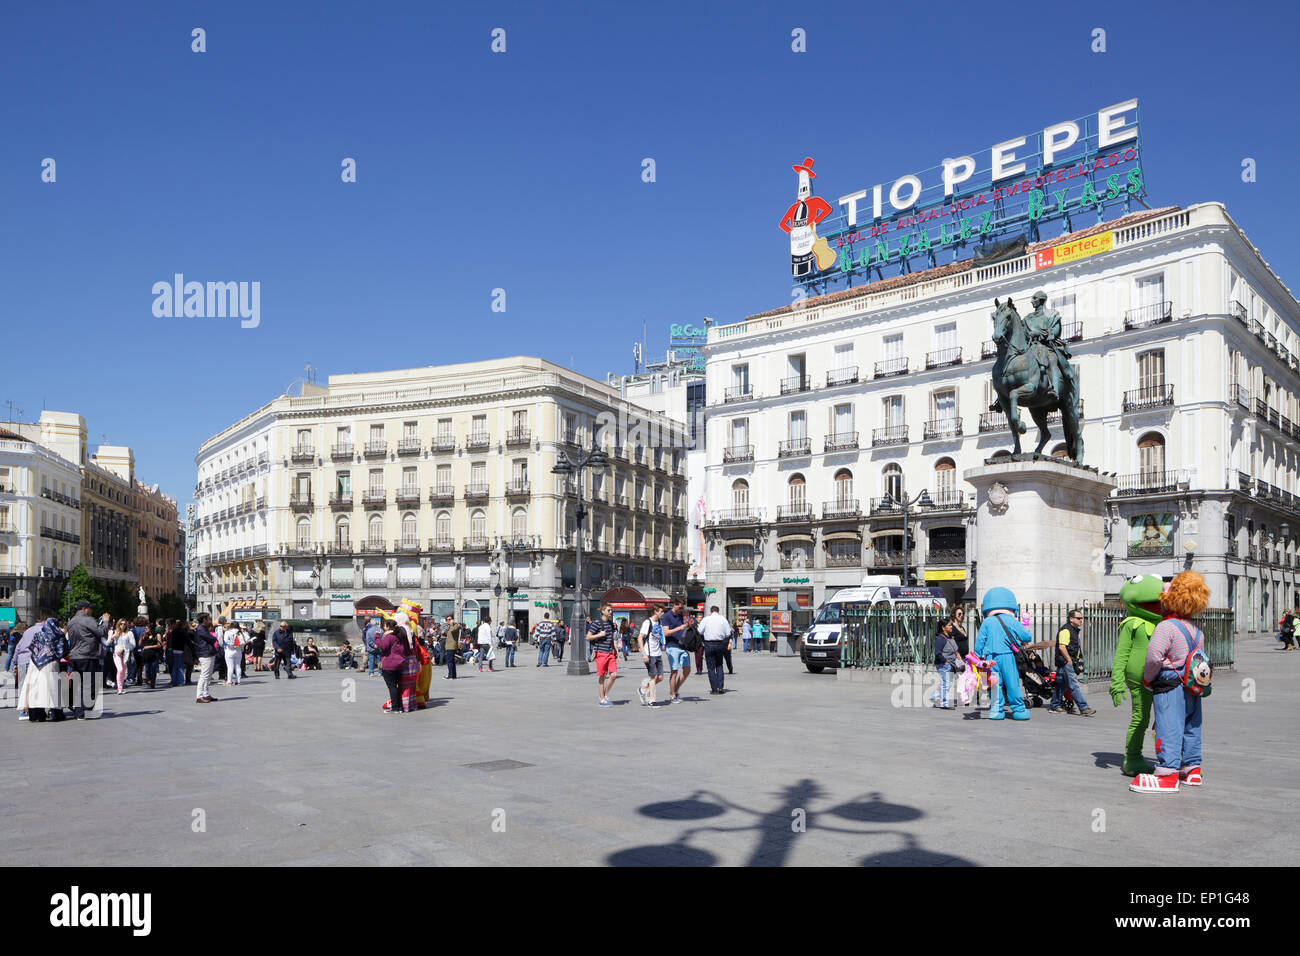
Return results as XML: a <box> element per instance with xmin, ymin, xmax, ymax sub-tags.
<box><xmin>1019</xmin><ymin>646</ymin><xmax>1076</xmax><ymax>712</ymax></box>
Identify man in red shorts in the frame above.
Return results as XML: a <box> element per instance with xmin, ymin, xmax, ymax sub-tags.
<box><xmin>588</xmin><ymin>604</ymin><xmax>620</xmax><ymax>706</ymax></box>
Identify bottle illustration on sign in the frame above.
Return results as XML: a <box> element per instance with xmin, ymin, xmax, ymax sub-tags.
<box><xmin>779</xmin><ymin>157</ymin><xmax>836</xmax><ymax>277</ymax></box>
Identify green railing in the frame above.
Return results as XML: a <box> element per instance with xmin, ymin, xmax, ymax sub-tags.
<box><xmin>841</xmin><ymin>603</ymin><xmax>1235</xmax><ymax>680</ymax></box>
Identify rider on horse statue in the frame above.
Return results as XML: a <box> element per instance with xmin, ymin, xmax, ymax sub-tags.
<box><xmin>1022</xmin><ymin>291</ymin><xmax>1076</xmax><ymax>404</ymax></box>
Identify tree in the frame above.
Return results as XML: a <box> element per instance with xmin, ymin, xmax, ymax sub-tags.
<box><xmin>156</xmin><ymin>593</ymin><xmax>188</xmax><ymax>621</ymax></box>
<box><xmin>60</xmin><ymin>565</ymin><xmax>106</xmax><ymax>620</ymax></box>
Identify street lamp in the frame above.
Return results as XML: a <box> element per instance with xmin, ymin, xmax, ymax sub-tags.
<box><xmin>553</xmin><ymin>445</ymin><xmax>608</xmax><ymax>676</ymax></box>
<box><xmin>878</xmin><ymin>486</ymin><xmax>934</xmax><ymax>586</ymax></box>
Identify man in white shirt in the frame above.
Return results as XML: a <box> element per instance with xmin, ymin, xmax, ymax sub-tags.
<box><xmin>477</xmin><ymin>612</ymin><xmax>496</xmax><ymax>672</ymax></box>
<box><xmin>700</xmin><ymin>606</ymin><xmax>734</xmax><ymax>695</ymax></box>
<box><xmin>637</xmin><ymin>606</ymin><xmax>667</xmax><ymax>706</ymax></box>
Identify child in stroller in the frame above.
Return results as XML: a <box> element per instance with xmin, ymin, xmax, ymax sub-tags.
<box><xmin>1019</xmin><ymin>645</ymin><xmax>1076</xmax><ymax>712</ymax></box>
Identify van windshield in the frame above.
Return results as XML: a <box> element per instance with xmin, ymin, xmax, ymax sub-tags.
<box><xmin>814</xmin><ymin>603</ymin><xmax>841</xmax><ymax>625</ymax></box>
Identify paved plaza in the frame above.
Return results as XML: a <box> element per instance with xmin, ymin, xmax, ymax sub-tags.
<box><xmin>2</xmin><ymin>638</ymin><xmax>1296</xmax><ymax>867</ymax></box>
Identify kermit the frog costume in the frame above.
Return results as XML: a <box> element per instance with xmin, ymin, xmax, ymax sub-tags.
<box><xmin>1111</xmin><ymin>575</ymin><xmax>1162</xmax><ymax>774</ymax></box>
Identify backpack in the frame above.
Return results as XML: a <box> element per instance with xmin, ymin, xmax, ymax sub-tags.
<box><xmin>1171</xmin><ymin>620</ymin><xmax>1213</xmax><ymax>698</ymax></box>
<box><xmin>679</xmin><ymin>623</ymin><xmax>702</xmax><ymax>653</ymax></box>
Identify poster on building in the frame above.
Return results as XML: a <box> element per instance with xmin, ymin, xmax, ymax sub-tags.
<box><xmin>770</xmin><ymin>610</ymin><xmax>792</xmax><ymax>633</ymax></box>
<box><xmin>1129</xmin><ymin>513</ymin><xmax>1173</xmax><ymax>556</ymax></box>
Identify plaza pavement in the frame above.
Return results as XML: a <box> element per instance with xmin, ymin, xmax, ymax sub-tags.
<box><xmin>1</xmin><ymin>637</ymin><xmax>1295</xmax><ymax>867</ymax></box>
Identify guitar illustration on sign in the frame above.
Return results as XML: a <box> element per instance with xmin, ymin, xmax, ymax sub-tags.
<box><xmin>779</xmin><ymin>157</ymin><xmax>836</xmax><ymax>277</ymax></box>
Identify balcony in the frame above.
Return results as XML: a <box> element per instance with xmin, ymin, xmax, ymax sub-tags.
<box><xmin>506</xmin><ymin>479</ymin><xmax>530</xmax><ymax>496</ymax></box>
<box><xmin>826</xmin><ymin>551</ymin><xmax>862</xmax><ymax>568</ymax></box>
<box><xmin>329</xmin><ymin>493</ymin><xmax>352</xmax><ymax>510</ymax></box>
<box><xmin>823</xmin><ymin>498</ymin><xmax>861</xmax><ymax>519</ymax></box>
<box><xmin>1122</xmin><ymin>384</ymin><xmax>1175</xmax><ymax>412</ymax></box>
<box><xmin>1129</xmin><ymin>540</ymin><xmax>1175</xmax><ymax>558</ymax></box>
<box><xmin>775</xmin><ymin>505</ymin><xmax>811</xmax><ymax>522</ymax></box>
<box><xmin>872</xmin><ymin>425</ymin><xmax>909</xmax><ymax>447</ymax></box>
<box><xmin>713</xmin><ymin>508</ymin><xmax>758</xmax><ymax>525</ymax></box>
<box><xmin>981</xmin><ymin>340</ymin><xmax>998</xmax><ymax>359</ymax></box>
<box><xmin>506</xmin><ymin>428</ymin><xmax>531</xmax><ymax>447</ymax></box>
<box><xmin>288</xmin><ymin>541</ymin><xmax>316</xmax><ymax>555</ymax></box>
<box><xmin>1115</xmin><ymin>471</ymin><xmax>1184</xmax><ymax>496</ymax></box>
<box><xmin>723</xmin><ymin>445</ymin><xmax>754</xmax><ymax>464</ymax></box>
<box><xmin>359</xmin><ymin>541</ymin><xmax>386</xmax><ymax>554</ymax></box>
<box><xmin>1226</xmin><ymin>539</ymin><xmax>1239</xmax><ymax>558</ymax></box>
<box><xmin>362</xmin><ymin>490</ymin><xmax>386</xmax><ymax>508</ymax></box>
<box><xmin>826</xmin><ymin>366</ymin><xmax>859</xmax><ymax>387</ymax></box>
<box><xmin>429</xmin><ymin>536</ymin><xmax>456</xmax><ymax>552</ymax></box>
<box><xmin>924</xmin><ymin>490</ymin><xmax>968</xmax><ymax>511</ymax></box>
<box><xmin>363</xmin><ymin>441</ymin><xmax>387</xmax><ymax>459</ymax></box>
<box><xmin>1230</xmin><ymin>299</ymin><xmax>1248</xmax><ymax>325</ymax></box>
<box><xmin>824</xmin><ymin>431</ymin><xmax>859</xmax><ymax>453</ymax></box>
<box><xmin>395</xmin><ymin>487</ymin><xmax>422</xmax><ymax>506</ymax></box>
<box><xmin>726</xmin><ymin>555</ymin><xmax>756</xmax><ymax>571</ymax></box>
<box><xmin>290</xmin><ymin>445</ymin><xmax>315</xmax><ymax>463</ymax></box>
<box><xmin>428</xmin><ymin>485</ymin><xmax>455</xmax><ymax>504</ymax></box>
<box><xmin>778</xmin><ymin>438</ymin><xmax>811</xmax><ymax>458</ymax></box>
<box><xmin>323</xmin><ymin>534</ymin><xmax>352</xmax><ymax>555</ymax></box>
<box><xmin>397</xmin><ymin>439</ymin><xmax>422</xmax><ymax>457</ymax></box>
<box><xmin>466</xmin><ymin>432</ymin><xmax>491</xmax><ymax>451</ymax></box>
<box><xmin>331</xmin><ymin>443</ymin><xmax>354</xmax><ymax>461</ymax></box>
<box><xmin>464</xmin><ymin>483</ymin><xmax>490</xmax><ymax>500</ymax></box>
<box><xmin>1231</xmin><ymin>384</ymin><xmax>1251</xmax><ymax>410</ymax></box>
<box><xmin>926</xmin><ymin>548</ymin><xmax>967</xmax><ymax>566</ymax></box>
<box><xmin>393</xmin><ymin>538</ymin><xmax>421</xmax><ymax>553</ymax></box>
<box><xmin>431</xmin><ymin>435</ymin><xmax>456</xmax><ymax>453</ymax></box>
<box><xmin>869</xmin><ymin>549</ymin><xmax>909</xmax><ymax>569</ymax></box>
<box><xmin>923</xmin><ymin>418</ymin><xmax>962</xmax><ymax>441</ymax></box>
<box><xmin>289</xmin><ymin>494</ymin><xmax>313</xmax><ymax>511</ymax></box>
<box><xmin>724</xmin><ymin>385</ymin><xmax>753</xmax><ymax>403</ymax></box>
<box><xmin>1237</xmin><ymin>471</ymin><xmax>1252</xmax><ymax>494</ymax></box>
<box><xmin>870</xmin><ymin>496</ymin><xmax>902</xmax><ymax>515</ymax></box>
<box><xmin>874</xmin><ymin>357</ymin><xmax>908</xmax><ymax>378</ymax></box>
<box><xmin>1063</xmin><ymin>320</ymin><xmax>1083</xmax><ymax>341</ymax></box>
<box><xmin>1123</xmin><ymin>300</ymin><xmax>1173</xmax><ymax>331</ymax></box>
<box><xmin>780</xmin><ymin>375</ymin><xmax>811</xmax><ymax>395</ymax></box>
<box><xmin>463</xmin><ymin>536</ymin><xmax>491</xmax><ymax>551</ymax></box>
<box><xmin>925</xmin><ymin>347</ymin><xmax>962</xmax><ymax>369</ymax></box>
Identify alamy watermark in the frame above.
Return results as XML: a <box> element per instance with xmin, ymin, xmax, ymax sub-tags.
<box><xmin>152</xmin><ymin>274</ymin><xmax>260</xmax><ymax>328</ymax></box>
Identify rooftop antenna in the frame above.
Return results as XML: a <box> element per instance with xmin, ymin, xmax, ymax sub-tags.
<box><xmin>304</xmin><ymin>364</ymin><xmax>317</xmax><ymax>385</ymax></box>
<box><xmin>632</xmin><ymin>341</ymin><xmax>643</xmax><ymax>375</ymax></box>
<box><xmin>3</xmin><ymin>400</ymin><xmax>23</xmax><ymax>421</ymax></box>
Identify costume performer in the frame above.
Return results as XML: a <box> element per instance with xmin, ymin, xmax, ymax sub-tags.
<box><xmin>1110</xmin><ymin>574</ymin><xmax>1161</xmax><ymax>775</ymax></box>
<box><xmin>973</xmin><ymin>587</ymin><xmax>1032</xmax><ymax>720</ymax></box>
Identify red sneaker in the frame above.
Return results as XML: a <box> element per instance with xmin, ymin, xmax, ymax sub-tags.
<box><xmin>1129</xmin><ymin>772</ymin><xmax>1180</xmax><ymax>794</ymax></box>
<box><xmin>1179</xmin><ymin>766</ymin><xmax>1202</xmax><ymax>786</ymax></box>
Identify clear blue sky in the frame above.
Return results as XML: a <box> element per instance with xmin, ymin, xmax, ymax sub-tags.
<box><xmin>3</xmin><ymin>0</ymin><xmax>1297</xmax><ymax>507</ymax></box>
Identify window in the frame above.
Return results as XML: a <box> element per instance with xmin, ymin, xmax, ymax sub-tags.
<box><xmin>1138</xmin><ymin>432</ymin><xmax>1166</xmax><ymax>477</ymax></box>
<box><xmin>335</xmin><ymin>516</ymin><xmax>350</xmax><ymax>547</ymax></box>
<box><xmin>512</xmin><ymin>458</ymin><xmax>529</xmax><ymax>484</ymax></box>
<box><xmin>436</xmin><ymin>511</ymin><xmax>451</xmax><ymax>541</ymax></box>
<box><xmin>296</xmin><ymin>428</ymin><xmax>312</xmax><ymax>451</ymax></box>
<box><xmin>294</xmin><ymin>473</ymin><xmax>311</xmax><ymax>498</ymax></box>
<box><xmin>935</xmin><ymin>458</ymin><xmax>956</xmax><ymax>500</ymax></box>
<box><xmin>834</xmin><ymin>468</ymin><xmax>853</xmax><ymax>504</ymax></box>
<box><xmin>369</xmin><ymin>423</ymin><xmax>384</xmax><ymax>444</ymax></box>
<box><xmin>512</xmin><ymin>409</ymin><xmax>528</xmax><ymax>432</ymax></box>
<box><xmin>1137</xmin><ymin>350</ymin><xmax>1165</xmax><ymax>390</ymax></box>
<box><xmin>834</xmin><ymin>342</ymin><xmax>854</xmax><ymax>369</ymax></box>
<box><xmin>883</xmin><ymin>463</ymin><xmax>903</xmax><ymax>501</ymax></box>
<box><xmin>295</xmin><ymin>517</ymin><xmax>311</xmax><ymax>548</ymax></box>
<box><xmin>933</xmin><ymin>322</ymin><xmax>956</xmax><ymax>351</ymax></box>
<box><xmin>368</xmin><ymin>469</ymin><xmax>383</xmax><ymax>496</ymax></box>
<box><xmin>1053</xmin><ymin>293</ymin><xmax>1077</xmax><ymax>324</ymax></box>
<box><xmin>787</xmin><ymin>353</ymin><xmax>806</xmax><ymax>381</ymax></box>
<box><xmin>401</xmin><ymin>466</ymin><xmax>417</xmax><ymax>494</ymax></box>
<box><xmin>731</xmin><ymin>364</ymin><xmax>750</xmax><ymax>393</ymax></box>
<box><xmin>471</xmin><ymin>415</ymin><xmax>487</xmax><ymax>439</ymax></box>
<box><xmin>402</xmin><ymin>421</ymin><xmax>417</xmax><ymax>442</ymax></box>
<box><xmin>930</xmin><ymin>388</ymin><xmax>956</xmax><ymax>423</ymax></box>
<box><xmin>470</xmin><ymin>509</ymin><xmax>486</xmax><ymax>540</ymax></box>
<box><xmin>788</xmin><ymin>474</ymin><xmax>806</xmax><ymax>513</ymax></box>
<box><xmin>437</xmin><ymin>418</ymin><xmax>452</xmax><ymax>442</ymax></box>
<box><xmin>730</xmin><ymin>418</ymin><xmax>749</xmax><ymax>449</ymax></box>
<box><xmin>788</xmin><ymin>410</ymin><xmax>806</xmax><ymax>441</ymax></box>
<box><xmin>731</xmin><ymin>479</ymin><xmax>750</xmax><ymax>513</ymax></box>
<box><xmin>1136</xmin><ymin>273</ymin><xmax>1165</xmax><ymax>310</ymax></box>
<box><xmin>367</xmin><ymin>514</ymin><xmax>383</xmax><ymax>546</ymax></box>
<box><xmin>401</xmin><ymin>513</ymin><xmax>417</xmax><ymax>545</ymax></box>
<box><xmin>471</xmin><ymin>461</ymin><xmax>486</xmax><ymax>485</ymax></box>
<box><xmin>335</xmin><ymin>472</ymin><xmax>351</xmax><ymax>495</ymax></box>
<box><xmin>832</xmin><ymin>403</ymin><xmax>854</xmax><ymax>438</ymax></box>
<box><xmin>436</xmin><ymin>464</ymin><xmax>451</xmax><ymax>490</ymax></box>
<box><xmin>512</xmin><ymin>508</ymin><xmax>528</xmax><ymax>539</ymax></box>
<box><xmin>336</xmin><ymin>426</ymin><xmax>350</xmax><ymax>447</ymax></box>
<box><xmin>882</xmin><ymin>395</ymin><xmax>904</xmax><ymax>428</ymax></box>
<box><xmin>564</xmin><ymin>412</ymin><xmax>578</xmax><ymax>444</ymax></box>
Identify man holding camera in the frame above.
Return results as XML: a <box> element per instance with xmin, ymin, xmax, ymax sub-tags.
<box><xmin>1046</xmin><ymin>608</ymin><xmax>1096</xmax><ymax>716</ymax></box>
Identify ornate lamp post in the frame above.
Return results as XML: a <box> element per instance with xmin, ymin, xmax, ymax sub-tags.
<box><xmin>878</xmin><ymin>486</ymin><xmax>934</xmax><ymax>585</ymax></box>
<box><xmin>553</xmin><ymin>446</ymin><xmax>608</xmax><ymax>676</ymax></box>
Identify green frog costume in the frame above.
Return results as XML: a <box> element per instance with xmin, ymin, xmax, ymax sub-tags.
<box><xmin>1111</xmin><ymin>575</ymin><xmax>1163</xmax><ymax>774</ymax></box>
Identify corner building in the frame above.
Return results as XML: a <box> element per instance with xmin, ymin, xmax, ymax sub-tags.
<box><xmin>703</xmin><ymin>203</ymin><xmax>1299</xmax><ymax>639</ymax></box>
<box><xmin>193</xmin><ymin>357</ymin><xmax>691</xmax><ymax>628</ymax></box>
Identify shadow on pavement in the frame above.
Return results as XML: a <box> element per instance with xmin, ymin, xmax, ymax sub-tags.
<box><xmin>1091</xmin><ymin>751</ymin><xmax>1125</xmax><ymax>771</ymax></box>
<box><xmin>607</xmin><ymin>779</ymin><xmax>972</xmax><ymax>867</ymax></box>
<box><xmin>100</xmin><ymin>709</ymin><xmax>164</xmax><ymax>718</ymax></box>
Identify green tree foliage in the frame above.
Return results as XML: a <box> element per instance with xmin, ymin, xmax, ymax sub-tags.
<box><xmin>59</xmin><ymin>565</ymin><xmax>105</xmax><ymax>620</ymax></box>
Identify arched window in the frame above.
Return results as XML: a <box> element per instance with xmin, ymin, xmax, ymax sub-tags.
<box><xmin>882</xmin><ymin>463</ymin><xmax>903</xmax><ymax>502</ymax></box>
<box><xmin>934</xmin><ymin>458</ymin><xmax>956</xmax><ymax>503</ymax></box>
<box><xmin>990</xmin><ymin>449</ymin><xmax>1012</xmax><ymax>461</ymax></box>
<box><xmin>1138</xmin><ymin>432</ymin><xmax>1166</xmax><ymax>478</ymax></box>
<box><xmin>401</xmin><ymin>512</ymin><xmax>417</xmax><ymax>546</ymax></box>
<box><xmin>295</xmin><ymin>517</ymin><xmax>311</xmax><ymax>548</ymax></box>
<box><xmin>834</xmin><ymin>468</ymin><xmax>853</xmax><ymax>505</ymax></box>
<box><xmin>367</xmin><ymin>514</ymin><xmax>383</xmax><ymax>546</ymax></box>
<box><xmin>471</xmin><ymin>509</ymin><xmax>486</xmax><ymax>540</ymax></box>
<box><xmin>335</xmin><ymin>516</ymin><xmax>350</xmax><ymax>547</ymax></box>
<box><xmin>787</xmin><ymin>474</ymin><xmax>806</xmax><ymax>515</ymax></box>
<box><xmin>1050</xmin><ymin>443</ymin><xmax>1069</xmax><ymax>459</ymax></box>
<box><xmin>436</xmin><ymin>511</ymin><xmax>451</xmax><ymax>544</ymax></box>
<box><xmin>512</xmin><ymin>507</ymin><xmax>528</xmax><ymax>539</ymax></box>
<box><xmin>732</xmin><ymin>479</ymin><xmax>750</xmax><ymax>513</ymax></box>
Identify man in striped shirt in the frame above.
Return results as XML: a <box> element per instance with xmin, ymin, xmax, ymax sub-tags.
<box><xmin>588</xmin><ymin>605</ymin><xmax>620</xmax><ymax>706</ymax></box>
<box><xmin>533</xmin><ymin>613</ymin><xmax>556</xmax><ymax>667</ymax></box>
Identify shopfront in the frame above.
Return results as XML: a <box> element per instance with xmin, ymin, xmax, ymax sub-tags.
<box><xmin>599</xmin><ymin>584</ymin><xmax>672</xmax><ymax>638</ymax></box>
<box><xmin>923</xmin><ymin>568</ymin><xmax>968</xmax><ymax>609</ymax></box>
<box><xmin>726</xmin><ymin>585</ymin><xmax>815</xmax><ymax>642</ymax></box>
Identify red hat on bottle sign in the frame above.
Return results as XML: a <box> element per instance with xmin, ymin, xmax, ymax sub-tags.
<box><xmin>792</xmin><ymin>157</ymin><xmax>817</xmax><ymax>177</ymax></box>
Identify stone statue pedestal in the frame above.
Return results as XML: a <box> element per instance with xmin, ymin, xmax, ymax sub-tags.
<box><xmin>964</xmin><ymin>457</ymin><xmax>1116</xmax><ymax>608</ymax></box>
<box><xmin>137</xmin><ymin>604</ymin><xmax>149</xmax><ymax>618</ymax></box>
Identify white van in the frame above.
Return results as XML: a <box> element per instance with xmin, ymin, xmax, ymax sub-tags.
<box><xmin>800</xmin><ymin>574</ymin><xmax>948</xmax><ymax>672</ymax></box>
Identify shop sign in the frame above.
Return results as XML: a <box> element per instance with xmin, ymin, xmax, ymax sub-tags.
<box><xmin>233</xmin><ymin>609</ymin><xmax>262</xmax><ymax>622</ymax></box>
<box><xmin>924</xmin><ymin>569</ymin><xmax>967</xmax><ymax>582</ymax></box>
<box><xmin>770</xmin><ymin>611</ymin><xmax>792</xmax><ymax>633</ymax></box>
<box><xmin>751</xmin><ymin>594</ymin><xmax>779</xmax><ymax>608</ymax></box>
<box><xmin>782</xmin><ymin>577</ymin><xmax>810</xmax><ymax>584</ymax></box>
<box><xmin>782</xmin><ymin>99</ymin><xmax>1144</xmax><ymax>292</ymax></box>
<box><xmin>1034</xmin><ymin>229</ymin><xmax>1113</xmax><ymax>269</ymax></box>
<box><xmin>795</xmin><ymin>593</ymin><xmax>812</xmax><ymax>607</ymax></box>
<box><xmin>330</xmin><ymin>593</ymin><xmax>352</xmax><ymax>601</ymax></box>
<box><xmin>534</xmin><ymin>600</ymin><xmax>559</xmax><ymax>609</ymax></box>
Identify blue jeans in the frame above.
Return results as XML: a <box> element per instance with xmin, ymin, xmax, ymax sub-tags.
<box><xmin>1151</xmin><ymin>670</ymin><xmax>1203</xmax><ymax>772</ymax></box>
<box><xmin>504</xmin><ymin>644</ymin><xmax>516</xmax><ymax>666</ymax></box>
<box><xmin>537</xmin><ymin>639</ymin><xmax>552</xmax><ymax>666</ymax></box>
<box><xmin>2</xmin><ymin>644</ymin><xmax>14</xmax><ymax>671</ymax></box>
<box><xmin>366</xmin><ymin>649</ymin><xmax>381</xmax><ymax>675</ymax></box>
<box><xmin>143</xmin><ymin>658</ymin><xmax>159</xmax><ymax>685</ymax></box>
<box><xmin>1049</xmin><ymin>663</ymin><xmax>1090</xmax><ymax>710</ymax></box>
<box><xmin>170</xmin><ymin>650</ymin><xmax>184</xmax><ymax>687</ymax></box>
<box><xmin>931</xmin><ymin>662</ymin><xmax>953</xmax><ymax>706</ymax></box>
<box><xmin>446</xmin><ymin>648</ymin><xmax>457</xmax><ymax>679</ymax></box>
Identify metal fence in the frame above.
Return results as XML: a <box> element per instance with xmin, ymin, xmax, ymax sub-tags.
<box><xmin>841</xmin><ymin>603</ymin><xmax>1235</xmax><ymax>681</ymax></box>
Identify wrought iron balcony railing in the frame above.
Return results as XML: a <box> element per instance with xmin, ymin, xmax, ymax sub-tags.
<box><xmin>464</xmin><ymin>483</ymin><xmax>490</xmax><ymax>499</ymax></box>
<box><xmin>926</xmin><ymin>548</ymin><xmax>967</xmax><ymax>566</ymax></box>
<box><xmin>289</xmin><ymin>494</ymin><xmax>313</xmax><ymax>510</ymax></box>
<box><xmin>780</xmin><ymin>375</ymin><xmax>811</xmax><ymax>395</ymax></box>
<box><xmin>823</xmin><ymin>498</ymin><xmax>861</xmax><ymax>519</ymax></box>
<box><xmin>1122</xmin><ymin>384</ymin><xmax>1175</xmax><ymax>412</ymax></box>
<box><xmin>329</xmin><ymin>493</ymin><xmax>352</xmax><ymax>509</ymax></box>
<box><xmin>874</xmin><ymin>357</ymin><xmax>908</xmax><ymax>378</ymax></box>
<box><xmin>724</xmin><ymin>385</ymin><xmax>753</xmax><ymax>403</ymax></box>
<box><xmin>363</xmin><ymin>441</ymin><xmax>387</xmax><ymax>458</ymax></box>
<box><xmin>826</xmin><ymin>366</ymin><xmax>859</xmax><ymax>387</ymax></box>
<box><xmin>362</xmin><ymin>490</ymin><xmax>386</xmax><ymax>507</ymax></box>
<box><xmin>466</xmin><ymin>432</ymin><xmax>491</xmax><ymax>451</ymax></box>
<box><xmin>776</xmin><ymin>505</ymin><xmax>811</xmax><ymax>522</ymax></box>
<box><xmin>395</xmin><ymin>487</ymin><xmax>421</xmax><ymax>505</ymax></box>
<box><xmin>397</xmin><ymin>439</ymin><xmax>422</xmax><ymax>456</ymax></box>
<box><xmin>1123</xmin><ymin>300</ymin><xmax>1173</xmax><ymax>330</ymax></box>
<box><xmin>1115</xmin><ymin>471</ymin><xmax>1183</xmax><ymax>496</ymax></box>
<box><xmin>290</xmin><ymin>445</ymin><xmax>315</xmax><ymax>463</ymax></box>
<box><xmin>506</xmin><ymin>480</ymin><xmax>530</xmax><ymax>496</ymax></box>
<box><xmin>981</xmin><ymin>340</ymin><xmax>998</xmax><ymax>359</ymax></box>
<box><xmin>925</xmin><ymin>347</ymin><xmax>962</xmax><ymax>369</ymax></box>
<box><xmin>778</xmin><ymin>438</ymin><xmax>811</xmax><ymax>458</ymax></box>
<box><xmin>872</xmin><ymin>425</ymin><xmax>909</xmax><ymax>447</ymax></box>
<box><xmin>428</xmin><ymin>485</ymin><xmax>455</xmax><ymax>503</ymax></box>
<box><xmin>506</xmin><ymin>428</ymin><xmax>531</xmax><ymax>446</ymax></box>
<box><xmin>723</xmin><ymin>445</ymin><xmax>754</xmax><ymax>464</ymax></box>
<box><xmin>431</xmin><ymin>435</ymin><xmax>456</xmax><ymax>452</ymax></box>
<box><xmin>923</xmin><ymin>418</ymin><xmax>962</xmax><ymax>441</ymax></box>
<box><xmin>824</xmin><ymin>431</ymin><xmax>859</xmax><ymax>453</ymax></box>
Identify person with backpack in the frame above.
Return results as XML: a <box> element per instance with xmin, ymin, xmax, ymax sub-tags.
<box><xmin>660</xmin><ymin>598</ymin><xmax>692</xmax><ymax>702</ymax></box>
<box><xmin>1130</xmin><ymin>571</ymin><xmax>1213</xmax><ymax>794</ymax></box>
<box><xmin>637</xmin><ymin>605</ymin><xmax>667</xmax><ymax>706</ymax></box>
<box><xmin>1045</xmin><ymin>609</ymin><xmax>1096</xmax><ymax>716</ymax></box>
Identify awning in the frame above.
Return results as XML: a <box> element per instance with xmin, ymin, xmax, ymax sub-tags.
<box><xmin>599</xmin><ymin>584</ymin><xmax>672</xmax><ymax>611</ymax></box>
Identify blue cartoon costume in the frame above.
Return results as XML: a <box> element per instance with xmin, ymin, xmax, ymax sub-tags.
<box><xmin>974</xmin><ymin>587</ymin><xmax>1032</xmax><ymax>720</ymax></box>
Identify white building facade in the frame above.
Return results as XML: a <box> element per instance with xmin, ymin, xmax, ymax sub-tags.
<box><xmin>703</xmin><ymin>203</ymin><xmax>1300</xmax><ymax>638</ymax></box>
<box><xmin>194</xmin><ymin>357</ymin><xmax>690</xmax><ymax>628</ymax></box>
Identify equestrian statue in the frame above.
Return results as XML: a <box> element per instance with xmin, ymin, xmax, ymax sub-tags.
<box><xmin>989</xmin><ymin>291</ymin><xmax>1083</xmax><ymax>462</ymax></box>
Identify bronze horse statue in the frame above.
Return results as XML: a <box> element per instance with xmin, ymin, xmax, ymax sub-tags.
<box><xmin>990</xmin><ymin>297</ymin><xmax>1083</xmax><ymax>461</ymax></box>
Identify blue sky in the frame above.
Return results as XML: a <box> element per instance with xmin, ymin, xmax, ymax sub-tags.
<box><xmin>3</xmin><ymin>0</ymin><xmax>1298</xmax><ymax>506</ymax></box>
